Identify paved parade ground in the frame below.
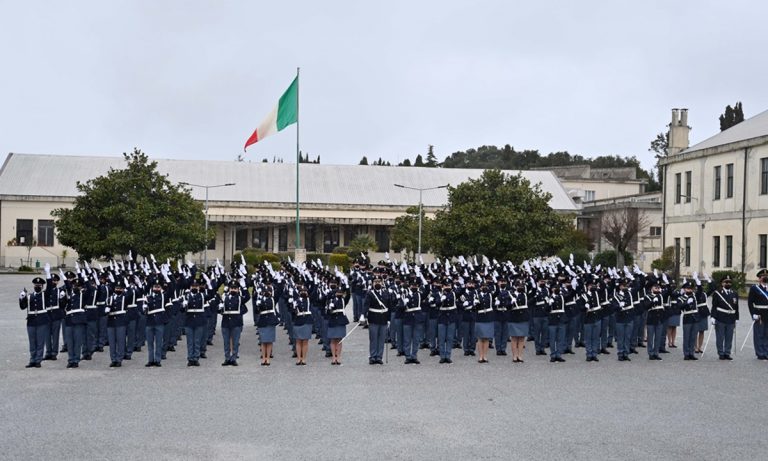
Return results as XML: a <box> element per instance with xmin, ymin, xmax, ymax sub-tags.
<box><xmin>0</xmin><ymin>274</ymin><xmax>766</xmax><ymax>460</ymax></box>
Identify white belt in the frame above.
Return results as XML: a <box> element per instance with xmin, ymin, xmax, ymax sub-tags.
<box><xmin>405</xmin><ymin>307</ymin><xmax>421</xmax><ymax>313</ymax></box>
<box><xmin>108</xmin><ymin>310</ymin><xmax>126</xmax><ymax>316</ymax></box>
<box><xmin>550</xmin><ymin>309</ymin><xmax>565</xmax><ymax>314</ymax></box>
<box><xmin>601</xmin><ymin>302</ymin><xmax>610</xmax><ymax>306</ymax></box>
<box><xmin>621</xmin><ymin>306</ymin><xmax>633</xmax><ymax>311</ymax></box>
<box><xmin>67</xmin><ymin>309</ymin><xmax>85</xmax><ymax>315</ymax></box>
<box><xmin>511</xmin><ymin>305</ymin><xmax>528</xmax><ymax>310</ymax></box>
<box><xmin>716</xmin><ymin>307</ymin><xmax>735</xmax><ymax>314</ymax></box>
<box><xmin>48</xmin><ymin>305</ymin><xmax>61</xmax><ymax>310</ymax></box>
<box><xmin>187</xmin><ymin>308</ymin><xmax>205</xmax><ymax>313</ymax></box>
<box><xmin>565</xmin><ymin>301</ymin><xmax>576</xmax><ymax>306</ymax></box>
<box><xmin>368</xmin><ymin>307</ymin><xmax>387</xmax><ymax>313</ymax></box>
<box><xmin>496</xmin><ymin>307</ymin><xmax>507</xmax><ymax>312</ymax></box>
<box><xmin>535</xmin><ymin>301</ymin><xmax>545</xmax><ymax>306</ymax></box>
<box><xmin>28</xmin><ymin>310</ymin><xmax>48</xmax><ymax>315</ymax></box>
<box><xmin>587</xmin><ymin>307</ymin><xmax>602</xmax><ymax>313</ymax></box>
<box><xmin>296</xmin><ymin>311</ymin><xmax>312</xmax><ymax>316</ymax></box>
<box><xmin>85</xmin><ymin>305</ymin><xmax>97</xmax><ymax>310</ymax></box>
<box><xmin>439</xmin><ymin>306</ymin><xmax>457</xmax><ymax>311</ymax></box>
<box><xmin>682</xmin><ymin>309</ymin><xmax>698</xmax><ymax>315</ymax></box>
<box><xmin>754</xmin><ymin>305</ymin><xmax>768</xmax><ymax>310</ymax></box>
<box><xmin>649</xmin><ymin>306</ymin><xmax>664</xmax><ymax>311</ymax></box>
<box><xmin>222</xmin><ymin>310</ymin><xmax>241</xmax><ymax>315</ymax></box>
<box><xmin>696</xmin><ymin>303</ymin><xmax>708</xmax><ymax>307</ymax></box>
<box><xmin>96</xmin><ymin>302</ymin><xmax>106</xmax><ymax>306</ymax></box>
<box><xmin>127</xmin><ymin>304</ymin><xmax>137</xmax><ymax>308</ymax></box>
<box><xmin>477</xmin><ymin>308</ymin><xmax>493</xmax><ymax>314</ymax></box>
<box><xmin>147</xmin><ymin>308</ymin><xmax>165</xmax><ymax>315</ymax></box>
<box><xmin>330</xmin><ymin>309</ymin><xmax>344</xmax><ymax>314</ymax></box>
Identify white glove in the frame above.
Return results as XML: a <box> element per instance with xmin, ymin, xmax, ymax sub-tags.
<box><xmin>585</xmin><ymin>304</ymin><xmax>591</xmax><ymax>309</ymax></box>
<box><xmin>19</xmin><ymin>289</ymin><xmax>27</xmax><ymax>299</ymax></box>
<box><xmin>753</xmin><ymin>314</ymin><xmax>760</xmax><ymax>321</ymax></box>
<box><xmin>440</xmin><ymin>295</ymin><xmax>446</xmax><ymax>302</ymax></box>
<box><xmin>104</xmin><ymin>307</ymin><xmax>110</xmax><ymax>314</ymax></box>
<box><xmin>59</xmin><ymin>291</ymin><xmax>66</xmax><ymax>299</ymax></box>
<box><xmin>44</xmin><ymin>263</ymin><xmax>51</xmax><ymax>278</ymax></box>
<box><xmin>711</xmin><ymin>317</ymin><xmax>716</xmax><ymax>325</ymax></box>
<box><xmin>494</xmin><ymin>300</ymin><xmax>501</xmax><ymax>306</ymax></box>
<box><xmin>463</xmin><ymin>301</ymin><xmax>470</xmax><ymax>307</ymax></box>
<box><xmin>735</xmin><ymin>320</ymin><xmax>739</xmax><ymax>324</ymax></box>
<box><xmin>183</xmin><ymin>300</ymin><xmax>189</xmax><ymax>308</ymax></box>
<box><xmin>239</xmin><ymin>279</ymin><xmax>246</xmax><ymax>289</ymax></box>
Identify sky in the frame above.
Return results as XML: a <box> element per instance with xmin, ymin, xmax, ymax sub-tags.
<box><xmin>1</xmin><ymin>1</ymin><xmax>767</xmax><ymax>172</ymax></box>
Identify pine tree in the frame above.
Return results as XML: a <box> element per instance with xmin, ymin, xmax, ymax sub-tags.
<box><xmin>414</xmin><ymin>154</ymin><xmax>425</xmax><ymax>167</ymax></box>
<box><xmin>359</xmin><ymin>156</ymin><xmax>369</xmax><ymax>165</ymax></box>
<box><xmin>425</xmin><ymin>145</ymin><xmax>438</xmax><ymax>167</ymax></box>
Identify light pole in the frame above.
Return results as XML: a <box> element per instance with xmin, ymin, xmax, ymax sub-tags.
<box><xmin>180</xmin><ymin>182</ymin><xmax>236</xmax><ymax>268</ymax></box>
<box><xmin>394</xmin><ymin>183</ymin><xmax>448</xmax><ymax>261</ymax></box>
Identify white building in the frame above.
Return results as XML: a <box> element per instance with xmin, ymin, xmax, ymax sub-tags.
<box><xmin>0</xmin><ymin>153</ymin><xmax>578</xmax><ymax>268</ymax></box>
<box><xmin>659</xmin><ymin>108</ymin><xmax>768</xmax><ymax>281</ymax></box>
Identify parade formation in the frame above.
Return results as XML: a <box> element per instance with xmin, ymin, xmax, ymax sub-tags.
<box><xmin>18</xmin><ymin>253</ymin><xmax>768</xmax><ymax>369</ymax></box>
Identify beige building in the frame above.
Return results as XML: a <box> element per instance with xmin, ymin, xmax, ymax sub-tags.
<box><xmin>539</xmin><ymin>165</ymin><xmax>648</xmax><ymax>204</ymax></box>
<box><xmin>0</xmin><ymin>154</ymin><xmax>578</xmax><ymax>268</ymax></box>
<box><xmin>659</xmin><ymin>108</ymin><xmax>768</xmax><ymax>281</ymax></box>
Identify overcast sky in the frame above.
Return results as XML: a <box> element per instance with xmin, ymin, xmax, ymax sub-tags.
<box><xmin>2</xmin><ymin>1</ymin><xmax>766</xmax><ymax>172</ymax></box>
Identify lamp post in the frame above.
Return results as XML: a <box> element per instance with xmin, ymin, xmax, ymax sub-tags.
<box><xmin>180</xmin><ymin>182</ymin><xmax>236</xmax><ymax>268</ymax></box>
<box><xmin>394</xmin><ymin>183</ymin><xmax>448</xmax><ymax>261</ymax></box>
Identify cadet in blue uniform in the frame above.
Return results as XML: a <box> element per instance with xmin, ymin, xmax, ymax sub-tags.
<box><xmin>436</xmin><ymin>280</ymin><xmax>458</xmax><ymax>364</ymax></box>
<box><xmin>532</xmin><ymin>278</ymin><xmax>550</xmax><ymax>356</ymax></box>
<box><xmin>44</xmin><ymin>270</ymin><xmax>66</xmax><ymax>361</ymax></box>
<box><xmin>494</xmin><ymin>280</ymin><xmax>511</xmax><ymax>356</ymax></box>
<box><xmin>182</xmin><ymin>279</ymin><xmax>208</xmax><ymax>366</ymax></box>
<box><xmin>256</xmin><ymin>286</ymin><xmax>280</xmax><ymax>366</ymax></box>
<box><xmin>19</xmin><ymin>277</ymin><xmax>51</xmax><ymax>368</ymax></box>
<box><xmin>612</xmin><ymin>279</ymin><xmax>634</xmax><ymax>361</ymax></box>
<box><xmin>475</xmin><ymin>282</ymin><xmax>495</xmax><ymax>363</ymax></box>
<box><xmin>580</xmin><ymin>280</ymin><xmax>602</xmax><ymax>362</ymax></box>
<box><xmin>426</xmin><ymin>279</ymin><xmax>441</xmax><ymax>357</ymax></box>
<box><xmin>327</xmin><ymin>286</ymin><xmax>349</xmax><ymax>365</ymax></box>
<box><xmin>366</xmin><ymin>278</ymin><xmax>389</xmax><ymax>365</ymax></box>
<box><xmin>95</xmin><ymin>273</ymin><xmax>110</xmax><ymax>351</ymax></box>
<box><xmin>545</xmin><ymin>280</ymin><xmax>568</xmax><ymax>363</ymax></box>
<box><xmin>694</xmin><ymin>276</ymin><xmax>711</xmax><ymax>354</ymax></box>
<box><xmin>63</xmin><ymin>279</ymin><xmax>88</xmax><ymax>367</ymax></box>
<box><xmin>124</xmin><ymin>276</ymin><xmax>142</xmax><ymax>360</ymax></box>
<box><xmin>83</xmin><ymin>278</ymin><xmax>100</xmax><ymax>360</ymax></box>
<box><xmin>459</xmin><ymin>279</ymin><xmax>478</xmax><ymax>356</ymax></box>
<box><xmin>508</xmin><ymin>281</ymin><xmax>529</xmax><ymax>363</ymax></box>
<box><xmin>106</xmin><ymin>282</ymin><xmax>130</xmax><ymax>367</ymax></box>
<box><xmin>711</xmin><ymin>275</ymin><xmax>738</xmax><ymax>360</ymax></box>
<box><xmin>678</xmin><ymin>281</ymin><xmax>699</xmax><ymax>360</ymax></box>
<box><xmin>292</xmin><ymin>285</ymin><xmax>313</xmax><ymax>365</ymax></box>
<box><xmin>747</xmin><ymin>269</ymin><xmax>768</xmax><ymax>360</ymax></box>
<box><xmin>644</xmin><ymin>281</ymin><xmax>666</xmax><ymax>360</ymax></box>
<box><xmin>143</xmin><ymin>279</ymin><xmax>172</xmax><ymax>367</ymax></box>
<box><xmin>220</xmin><ymin>280</ymin><xmax>250</xmax><ymax>366</ymax></box>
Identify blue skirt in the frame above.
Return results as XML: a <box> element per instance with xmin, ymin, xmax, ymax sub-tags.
<box><xmin>666</xmin><ymin>314</ymin><xmax>681</xmax><ymax>327</ymax></box>
<box><xmin>696</xmin><ymin>316</ymin><xmax>709</xmax><ymax>332</ymax></box>
<box><xmin>475</xmin><ymin>322</ymin><xmax>494</xmax><ymax>339</ymax></box>
<box><xmin>508</xmin><ymin>321</ymin><xmax>529</xmax><ymax>337</ymax></box>
<box><xmin>327</xmin><ymin>325</ymin><xmax>346</xmax><ymax>339</ymax></box>
<box><xmin>294</xmin><ymin>323</ymin><xmax>313</xmax><ymax>340</ymax></box>
<box><xmin>259</xmin><ymin>325</ymin><xmax>276</xmax><ymax>343</ymax></box>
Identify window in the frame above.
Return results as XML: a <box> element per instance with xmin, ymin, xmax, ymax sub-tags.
<box><xmin>207</xmin><ymin>235</ymin><xmax>216</xmax><ymax>251</ymax></box>
<box><xmin>16</xmin><ymin>219</ymin><xmax>33</xmax><ymax>245</ymax></box>
<box><xmin>344</xmin><ymin>226</ymin><xmax>368</xmax><ymax>246</ymax></box>
<box><xmin>305</xmin><ymin>226</ymin><xmax>317</xmax><ymax>252</ymax></box>
<box><xmin>713</xmin><ymin>236</ymin><xmax>720</xmax><ymax>268</ymax></box>
<box><xmin>725</xmin><ymin>235</ymin><xmax>733</xmax><ymax>267</ymax></box>
<box><xmin>37</xmin><ymin>219</ymin><xmax>54</xmax><ymax>247</ymax></box>
<box><xmin>726</xmin><ymin>163</ymin><xmax>734</xmax><ymax>198</ymax></box>
<box><xmin>235</xmin><ymin>228</ymin><xmax>248</xmax><ymax>251</ymax></box>
<box><xmin>649</xmin><ymin>226</ymin><xmax>662</xmax><ymax>237</ymax></box>
<box><xmin>761</xmin><ymin>158</ymin><xmax>768</xmax><ymax>195</ymax></box>
<box><xmin>684</xmin><ymin>237</ymin><xmax>691</xmax><ymax>266</ymax></box>
<box><xmin>323</xmin><ymin>226</ymin><xmax>340</xmax><ymax>253</ymax></box>
<box><xmin>278</xmin><ymin>227</ymin><xmax>287</xmax><ymax>252</ymax></box>
<box><xmin>375</xmin><ymin>227</ymin><xmax>390</xmax><ymax>252</ymax></box>
<box><xmin>584</xmin><ymin>190</ymin><xmax>596</xmax><ymax>202</ymax></box>
<box><xmin>713</xmin><ymin>166</ymin><xmax>721</xmax><ymax>200</ymax></box>
<box><xmin>252</xmin><ymin>228</ymin><xmax>269</xmax><ymax>250</ymax></box>
<box><xmin>685</xmin><ymin>171</ymin><xmax>692</xmax><ymax>202</ymax></box>
<box><xmin>675</xmin><ymin>173</ymin><xmax>682</xmax><ymax>204</ymax></box>
<box><xmin>760</xmin><ymin>234</ymin><xmax>767</xmax><ymax>269</ymax></box>
<box><xmin>674</xmin><ymin>238</ymin><xmax>681</xmax><ymax>264</ymax></box>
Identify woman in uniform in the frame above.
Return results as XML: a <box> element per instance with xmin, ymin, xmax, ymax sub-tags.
<box><xmin>474</xmin><ymin>281</ymin><xmax>495</xmax><ymax>363</ymax></box>
<box><xmin>326</xmin><ymin>285</ymin><xmax>349</xmax><ymax>365</ymax></box>
<box><xmin>256</xmin><ymin>285</ymin><xmax>280</xmax><ymax>366</ymax></box>
<box><xmin>292</xmin><ymin>284</ymin><xmax>313</xmax><ymax>365</ymax></box>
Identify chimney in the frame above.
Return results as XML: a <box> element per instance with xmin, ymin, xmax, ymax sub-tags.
<box><xmin>667</xmin><ymin>108</ymin><xmax>690</xmax><ymax>156</ymax></box>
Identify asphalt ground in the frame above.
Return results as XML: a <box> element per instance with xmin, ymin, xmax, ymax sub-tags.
<box><xmin>1</xmin><ymin>274</ymin><xmax>766</xmax><ymax>460</ymax></box>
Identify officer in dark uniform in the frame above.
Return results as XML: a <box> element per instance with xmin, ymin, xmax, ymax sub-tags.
<box><xmin>291</xmin><ymin>284</ymin><xmax>313</xmax><ymax>365</ymax></box>
<box><xmin>105</xmin><ymin>282</ymin><xmax>130</xmax><ymax>367</ymax></box>
<box><xmin>580</xmin><ymin>279</ymin><xmax>602</xmax><ymax>362</ymax></box>
<box><xmin>366</xmin><ymin>277</ymin><xmax>390</xmax><ymax>364</ymax></box>
<box><xmin>63</xmin><ymin>279</ymin><xmax>88</xmax><ymax>368</ymax></box>
<box><xmin>219</xmin><ymin>279</ymin><xmax>250</xmax><ymax>366</ymax></box>
<box><xmin>182</xmin><ymin>279</ymin><xmax>208</xmax><ymax>366</ymax></box>
<box><xmin>44</xmin><ymin>269</ymin><xmax>67</xmax><ymax>361</ymax></box>
<box><xmin>644</xmin><ymin>280</ymin><xmax>666</xmax><ymax>360</ymax></box>
<box><xmin>612</xmin><ymin>279</ymin><xmax>634</xmax><ymax>361</ymax></box>
<box><xmin>256</xmin><ymin>285</ymin><xmax>281</xmax><ymax>366</ymax></box>
<box><xmin>19</xmin><ymin>277</ymin><xmax>51</xmax><ymax>368</ymax></box>
<box><xmin>436</xmin><ymin>279</ymin><xmax>458</xmax><ymax>364</ymax></box>
<box><xmin>401</xmin><ymin>278</ymin><xmax>426</xmax><ymax>364</ymax></box>
<box><xmin>532</xmin><ymin>278</ymin><xmax>550</xmax><ymax>356</ymax></box>
<box><xmin>143</xmin><ymin>278</ymin><xmax>172</xmax><ymax>367</ymax></box>
<box><xmin>711</xmin><ymin>275</ymin><xmax>739</xmax><ymax>360</ymax></box>
<box><xmin>459</xmin><ymin>279</ymin><xmax>478</xmax><ymax>356</ymax></box>
<box><xmin>545</xmin><ymin>280</ymin><xmax>568</xmax><ymax>363</ymax></box>
<box><xmin>747</xmin><ymin>269</ymin><xmax>768</xmax><ymax>360</ymax></box>
<box><xmin>678</xmin><ymin>281</ymin><xmax>699</xmax><ymax>360</ymax></box>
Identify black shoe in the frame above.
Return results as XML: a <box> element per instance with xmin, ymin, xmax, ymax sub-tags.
<box><xmin>325</xmin><ymin>351</ymin><xmax>333</xmax><ymax>358</ymax></box>
<box><xmin>419</xmin><ymin>343</ymin><xmax>429</xmax><ymax>350</ymax></box>
<box><xmin>550</xmin><ymin>357</ymin><xmax>557</xmax><ymax>363</ymax></box>
<box><xmin>724</xmin><ymin>355</ymin><xmax>733</xmax><ymax>360</ymax></box>
<box><xmin>109</xmin><ymin>362</ymin><xmax>116</xmax><ymax>367</ymax></box>
<box><xmin>396</xmin><ymin>352</ymin><xmax>404</xmax><ymax>357</ymax></box>
<box><xmin>123</xmin><ymin>356</ymin><xmax>132</xmax><ymax>360</ymax></box>
<box><xmin>719</xmin><ymin>355</ymin><xmax>726</xmax><ymax>360</ymax></box>
<box><xmin>60</xmin><ymin>347</ymin><xmax>68</xmax><ymax>353</ymax></box>
<box><xmin>154</xmin><ymin>362</ymin><xmax>162</xmax><ymax>367</ymax></box>
<box><xmin>689</xmin><ymin>356</ymin><xmax>698</xmax><ymax>361</ymax></box>
<box><xmin>496</xmin><ymin>351</ymin><xmax>507</xmax><ymax>356</ymax></box>
<box><xmin>222</xmin><ymin>361</ymin><xmax>231</xmax><ymax>366</ymax></box>
<box><xmin>375</xmin><ymin>359</ymin><xmax>384</xmax><ymax>364</ymax></box>
<box><xmin>599</xmin><ymin>349</ymin><xmax>610</xmax><ymax>355</ymax></box>
<box><xmin>25</xmin><ymin>363</ymin><xmax>36</xmax><ymax>368</ymax></box>
<box><xmin>669</xmin><ymin>344</ymin><xmax>678</xmax><ymax>348</ymax></box>
<box><xmin>606</xmin><ymin>343</ymin><xmax>614</xmax><ymax>348</ymax></box>
<box><xmin>429</xmin><ymin>350</ymin><xmax>439</xmax><ymax>356</ymax></box>
<box><xmin>145</xmin><ymin>362</ymin><xmax>153</xmax><ymax>367</ymax></box>
<box><xmin>526</xmin><ymin>336</ymin><xmax>534</xmax><ymax>341</ymax></box>
<box><xmin>292</xmin><ymin>352</ymin><xmax>298</xmax><ymax>358</ymax></box>
<box><xmin>592</xmin><ymin>357</ymin><xmax>599</xmax><ymax>362</ymax></box>
<box><xmin>83</xmin><ymin>355</ymin><xmax>92</xmax><ymax>360</ymax></box>
<box><xmin>624</xmin><ymin>356</ymin><xmax>630</xmax><ymax>362</ymax></box>
<box><xmin>659</xmin><ymin>349</ymin><xmax>670</xmax><ymax>354</ymax></box>
<box><xmin>187</xmin><ymin>361</ymin><xmax>194</xmax><ymax>366</ymax></box>
<box><xmin>230</xmin><ymin>360</ymin><xmax>238</xmax><ymax>366</ymax></box>
<box><xmin>575</xmin><ymin>343</ymin><xmax>585</xmax><ymax>348</ymax></box>
<box><xmin>200</xmin><ymin>353</ymin><xmax>207</xmax><ymax>359</ymax></box>
<box><xmin>134</xmin><ymin>347</ymin><xmax>142</xmax><ymax>352</ymax></box>
<box><xmin>446</xmin><ymin>358</ymin><xmax>453</xmax><ymax>364</ymax></box>
<box><xmin>468</xmin><ymin>351</ymin><xmax>476</xmax><ymax>356</ymax></box>
<box><xmin>412</xmin><ymin>359</ymin><xmax>420</xmax><ymax>364</ymax></box>
<box><xmin>536</xmin><ymin>351</ymin><xmax>547</xmax><ymax>356</ymax></box>
<box><xmin>564</xmin><ymin>349</ymin><xmax>575</xmax><ymax>355</ymax></box>
<box><xmin>464</xmin><ymin>351</ymin><xmax>471</xmax><ymax>356</ymax></box>
<box><xmin>586</xmin><ymin>357</ymin><xmax>592</xmax><ymax>362</ymax></box>
<box><xmin>556</xmin><ymin>357</ymin><xmax>566</xmax><ymax>362</ymax></box>
<box><xmin>684</xmin><ymin>356</ymin><xmax>691</xmax><ymax>361</ymax></box>
<box><xmin>206</xmin><ymin>341</ymin><xmax>214</xmax><ymax>346</ymax></box>
<box><xmin>115</xmin><ymin>362</ymin><xmax>122</xmax><ymax>367</ymax></box>
<box><xmin>404</xmin><ymin>358</ymin><xmax>413</xmax><ymax>364</ymax></box>
<box><xmin>168</xmin><ymin>346</ymin><xmax>176</xmax><ymax>352</ymax></box>
<box><xmin>66</xmin><ymin>363</ymin><xmax>74</xmax><ymax>368</ymax></box>
<box><xmin>439</xmin><ymin>358</ymin><xmax>446</xmax><ymax>364</ymax></box>
<box><xmin>95</xmin><ymin>347</ymin><xmax>104</xmax><ymax>352</ymax></box>
<box><xmin>758</xmin><ymin>356</ymin><xmax>768</xmax><ymax>360</ymax></box>
<box><xmin>71</xmin><ymin>362</ymin><xmax>79</xmax><ymax>368</ymax></box>
<box><xmin>630</xmin><ymin>348</ymin><xmax>638</xmax><ymax>354</ymax></box>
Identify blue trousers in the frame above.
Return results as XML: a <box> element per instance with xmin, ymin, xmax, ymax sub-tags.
<box><xmin>753</xmin><ymin>320</ymin><xmax>768</xmax><ymax>357</ymax></box>
<box><xmin>64</xmin><ymin>324</ymin><xmax>85</xmax><ymax>364</ymax></box>
<box><xmin>426</xmin><ymin>318</ymin><xmax>438</xmax><ymax>351</ymax></box>
<box><xmin>27</xmin><ymin>323</ymin><xmax>49</xmax><ymax>364</ymax></box>
<box><xmin>615</xmin><ymin>321</ymin><xmax>632</xmax><ymax>357</ymax></box>
<box><xmin>389</xmin><ymin>316</ymin><xmax>403</xmax><ymax>350</ymax></box>
<box><xmin>494</xmin><ymin>321</ymin><xmax>509</xmax><ymax>353</ymax></box>
<box><xmin>533</xmin><ymin>317</ymin><xmax>549</xmax><ymax>353</ymax></box>
<box><xmin>185</xmin><ymin>325</ymin><xmax>206</xmax><ymax>361</ymax></box>
<box><xmin>146</xmin><ymin>324</ymin><xmax>164</xmax><ymax>363</ymax></box>
<box><xmin>682</xmin><ymin>322</ymin><xmax>697</xmax><ymax>357</ymax></box>
<box><xmin>352</xmin><ymin>294</ymin><xmax>364</xmax><ymax>323</ymax></box>
<box><xmin>402</xmin><ymin>322</ymin><xmax>424</xmax><ymax>360</ymax></box>
<box><xmin>606</xmin><ymin>313</ymin><xmax>616</xmax><ymax>344</ymax></box>
<box><xmin>599</xmin><ymin>314</ymin><xmax>613</xmax><ymax>348</ymax></box>
<box><xmin>583</xmin><ymin>321</ymin><xmax>600</xmax><ymax>359</ymax></box>
<box><xmin>566</xmin><ymin>314</ymin><xmax>581</xmax><ymax>349</ymax></box>
<box><xmin>222</xmin><ymin>326</ymin><xmax>242</xmax><ymax>362</ymax></box>
<box><xmin>125</xmin><ymin>318</ymin><xmax>137</xmax><ymax>357</ymax></box>
<box><xmin>46</xmin><ymin>319</ymin><xmax>62</xmax><ymax>357</ymax></box>
<box><xmin>548</xmin><ymin>323</ymin><xmax>566</xmax><ymax>359</ymax></box>
<box><xmin>368</xmin><ymin>323</ymin><xmax>387</xmax><ymax>361</ymax></box>
<box><xmin>321</xmin><ymin>318</ymin><xmax>330</xmax><ymax>351</ymax></box>
<box><xmin>715</xmin><ymin>322</ymin><xmax>734</xmax><ymax>356</ymax></box>
<box><xmin>437</xmin><ymin>323</ymin><xmax>456</xmax><ymax>360</ymax></box>
<box><xmin>98</xmin><ymin>315</ymin><xmax>108</xmax><ymax>347</ymax></box>
<box><xmin>107</xmin><ymin>325</ymin><xmax>126</xmax><ymax>363</ymax></box>
<box><xmin>631</xmin><ymin>313</ymin><xmax>646</xmax><ymax>347</ymax></box>
<box><xmin>206</xmin><ymin>313</ymin><xmax>217</xmax><ymax>342</ymax></box>
<box><xmin>85</xmin><ymin>320</ymin><xmax>98</xmax><ymax>355</ymax></box>
<box><xmin>136</xmin><ymin>313</ymin><xmax>147</xmax><ymax>346</ymax></box>
<box><xmin>460</xmin><ymin>320</ymin><xmax>476</xmax><ymax>353</ymax></box>
<box><xmin>646</xmin><ymin>323</ymin><xmax>664</xmax><ymax>356</ymax></box>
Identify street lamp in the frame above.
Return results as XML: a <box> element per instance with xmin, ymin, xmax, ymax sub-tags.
<box><xmin>394</xmin><ymin>183</ymin><xmax>448</xmax><ymax>261</ymax></box>
<box><xmin>180</xmin><ymin>181</ymin><xmax>236</xmax><ymax>268</ymax></box>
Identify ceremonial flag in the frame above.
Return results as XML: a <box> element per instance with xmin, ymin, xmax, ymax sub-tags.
<box><xmin>244</xmin><ymin>76</ymin><xmax>298</xmax><ymax>150</ymax></box>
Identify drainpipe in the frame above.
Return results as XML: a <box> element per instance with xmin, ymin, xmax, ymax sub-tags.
<box><xmin>741</xmin><ymin>148</ymin><xmax>748</xmax><ymax>275</ymax></box>
<box><xmin>661</xmin><ymin>164</ymin><xmax>667</xmax><ymax>251</ymax></box>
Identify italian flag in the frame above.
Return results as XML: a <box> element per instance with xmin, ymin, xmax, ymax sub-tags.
<box><xmin>244</xmin><ymin>76</ymin><xmax>298</xmax><ymax>150</ymax></box>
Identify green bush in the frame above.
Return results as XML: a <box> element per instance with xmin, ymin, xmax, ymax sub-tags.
<box><xmin>329</xmin><ymin>253</ymin><xmax>351</xmax><ymax>271</ymax></box>
<box><xmin>18</xmin><ymin>265</ymin><xmax>35</xmax><ymax>273</ymax></box>
<box><xmin>557</xmin><ymin>248</ymin><xmax>591</xmax><ymax>267</ymax></box>
<box><xmin>306</xmin><ymin>253</ymin><xmax>330</xmax><ymax>268</ymax></box>
<box><xmin>711</xmin><ymin>270</ymin><xmax>746</xmax><ymax>292</ymax></box>
<box><xmin>651</xmin><ymin>246</ymin><xmax>675</xmax><ymax>271</ymax></box>
<box><xmin>233</xmin><ymin>248</ymin><xmax>281</xmax><ymax>270</ymax></box>
<box><xmin>592</xmin><ymin>250</ymin><xmax>633</xmax><ymax>268</ymax></box>
<box><xmin>332</xmin><ymin>246</ymin><xmax>351</xmax><ymax>255</ymax></box>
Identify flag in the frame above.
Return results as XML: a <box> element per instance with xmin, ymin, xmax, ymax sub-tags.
<box><xmin>244</xmin><ymin>76</ymin><xmax>298</xmax><ymax>150</ymax></box>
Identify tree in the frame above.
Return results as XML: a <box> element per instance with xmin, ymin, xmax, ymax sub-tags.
<box><xmin>390</xmin><ymin>206</ymin><xmax>431</xmax><ymax>255</ymax></box>
<box><xmin>348</xmin><ymin>233</ymin><xmax>378</xmax><ymax>254</ymax></box>
<box><xmin>425</xmin><ymin>145</ymin><xmax>438</xmax><ymax>167</ymax></box>
<box><xmin>398</xmin><ymin>158</ymin><xmax>412</xmax><ymax>167</ymax></box>
<box><xmin>600</xmin><ymin>209</ymin><xmax>650</xmax><ymax>267</ymax></box>
<box><xmin>359</xmin><ymin>156</ymin><xmax>369</xmax><ymax>165</ymax></box>
<box><xmin>430</xmin><ymin>169</ymin><xmax>572</xmax><ymax>260</ymax></box>
<box><xmin>413</xmin><ymin>154</ymin><xmax>425</xmax><ymax>167</ymax></box>
<box><xmin>647</xmin><ymin>131</ymin><xmax>669</xmax><ymax>191</ymax></box>
<box><xmin>51</xmin><ymin>149</ymin><xmax>212</xmax><ymax>261</ymax></box>
<box><xmin>719</xmin><ymin>102</ymin><xmax>744</xmax><ymax>131</ymax></box>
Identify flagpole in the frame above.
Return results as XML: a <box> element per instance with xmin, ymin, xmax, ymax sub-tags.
<box><xmin>295</xmin><ymin>67</ymin><xmax>301</xmax><ymax>251</ymax></box>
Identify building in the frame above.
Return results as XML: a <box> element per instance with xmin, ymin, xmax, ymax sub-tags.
<box><xmin>659</xmin><ymin>108</ymin><xmax>768</xmax><ymax>281</ymax></box>
<box><xmin>0</xmin><ymin>153</ymin><xmax>578</xmax><ymax>268</ymax></box>
<box><xmin>577</xmin><ymin>192</ymin><xmax>663</xmax><ymax>272</ymax></box>
<box><xmin>538</xmin><ymin>165</ymin><xmax>648</xmax><ymax>204</ymax></box>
